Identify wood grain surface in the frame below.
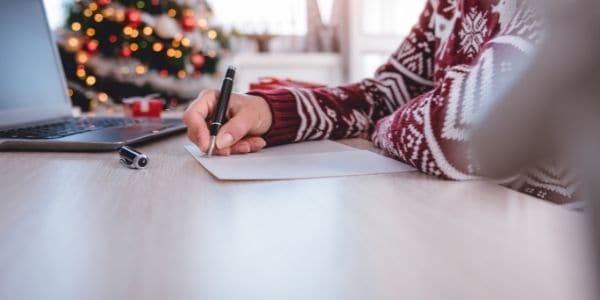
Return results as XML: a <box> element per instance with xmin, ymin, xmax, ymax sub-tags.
<box><xmin>0</xmin><ymin>136</ymin><xmax>594</xmax><ymax>300</ymax></box>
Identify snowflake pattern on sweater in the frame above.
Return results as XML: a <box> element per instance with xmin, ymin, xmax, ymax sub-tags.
<box><xmin>249</xmin><ymin>0</ymin><xmax>575</xmax><ymax>204</ymax></box>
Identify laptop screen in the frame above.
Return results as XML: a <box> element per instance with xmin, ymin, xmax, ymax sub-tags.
<box><xmin>0</xmin><ymin>0</ymin><xmax>72</xmax><ymax>127</ymax></box>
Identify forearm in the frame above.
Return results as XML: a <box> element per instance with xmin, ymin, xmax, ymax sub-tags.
<box><xmin>248</xmin><ymin>83</ymin><xmax>375</xmax><ymax>146</ymax></box>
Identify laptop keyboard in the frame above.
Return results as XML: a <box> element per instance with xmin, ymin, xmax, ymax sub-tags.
<box><xmin>0</xmin><ymin>117</ymin><xmax>153</xmax><ymax>140</ymax></box>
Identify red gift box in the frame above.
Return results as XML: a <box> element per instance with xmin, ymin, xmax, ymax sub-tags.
<box><xmin>123</xmin><ymin>94</ymin><xmax>164</xmax><ymax>118</ymax></box>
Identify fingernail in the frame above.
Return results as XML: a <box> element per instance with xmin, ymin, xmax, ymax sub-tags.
<box><xmin>257</xmin><ymin>139</ymin><xmax>267</xmax><ymax>148</ymax></box>
<box><xmin>238</xmin><ymin>144</ymin><xmax>251</xmax><ymax>153</ymax></box>
<box><xmin>217</xmin><ymin>133</ymin><xmax>234</xmax><ymax>149</ymax></box>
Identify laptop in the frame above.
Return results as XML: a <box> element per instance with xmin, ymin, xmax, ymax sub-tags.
<box><xmin>0</xmin><ymin>0</ymin><xmax>186</xmax><ymax>151</ymax></box>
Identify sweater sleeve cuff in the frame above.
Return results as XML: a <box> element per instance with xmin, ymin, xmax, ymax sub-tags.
<box><xmin>247</xmin><ymin>89</ymin><xmax>301</xmax><ymax>146</ymax></box>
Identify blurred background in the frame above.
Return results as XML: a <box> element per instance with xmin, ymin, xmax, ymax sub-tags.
<box><xmin>42</xmin><ymin>0</ymin><xmax>425</xmax><ymax>112</ymax></box>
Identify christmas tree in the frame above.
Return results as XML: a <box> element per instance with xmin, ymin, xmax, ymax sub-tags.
<box><xmin>58</xmin><ymin>0</ymin><xmax>229</xmax><ymax>111</ymax></box>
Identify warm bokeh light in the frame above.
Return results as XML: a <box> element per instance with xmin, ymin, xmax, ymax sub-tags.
<box><xmin>85</xmin><ymin>75</ymin><xmax>96</xmax><ymax>86</ymax></box>
<box><xmin>152</xmin><ymin>42</ymin><xmax>164</xmax><ymax>52</ymax></box>
<box><xmin>94</xmin><ymin>13</ymin><xmax>104</xmax><ymax>22</ymax></box>
<box><xmin>76</xmin><ymin>52</ymin><xmax>89</xmax><ymax>64</ymax></box>
<box><xmin>71</xmin><ymin>22</ymin><xmax>81</xmax><ymax>31</ymax></box>
<box><xmin>181</xmin><ymin>38</ymin><xmax>191</xmax><ymax>47</ymax></box>
<box><xmin>123</xmin><ymin>26</ymin><xmax>133</xmax><ymax>36</ymax></box>
<box><xmin>97</xmin><ymin>92</ymin><xmax>109</xmax><ymax>102</ymax></box>
<box><xmin>207</xmin><ymin>30</ymin><xmax>217</xmax><ymax>40</ymax></box>
<box><xmin>142</xmin><ymin>26</ymin><xmax>153</xmax><ymax>36</ymax></box>
<box><xmin>76</xmin><ymin>68</ymin><xmax>86</xmax><ymax>78</ymax></box>
<box><xmin>135</xmin><ymin>65</ymin><xmax>147</xmax><ymax>75</ymax></box>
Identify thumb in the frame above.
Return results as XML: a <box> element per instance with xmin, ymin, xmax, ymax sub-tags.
<box><xmin>216</xmin><ymin>111</ymin><xmax>254</xmax><ymax>149</ymax></box>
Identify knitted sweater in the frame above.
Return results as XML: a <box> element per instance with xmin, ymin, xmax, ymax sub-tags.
<box><xmin>249</xmin><ymin>0</ymin><xmax>576</xmax><ymax>204</ymax></box>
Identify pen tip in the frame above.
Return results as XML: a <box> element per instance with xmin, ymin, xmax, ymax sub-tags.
<box><xmin>207</xmin><ymin>136</ymin><xmax>217</xmax><ymax>157</ymax></box>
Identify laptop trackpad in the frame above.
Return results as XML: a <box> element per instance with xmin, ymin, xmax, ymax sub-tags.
<box><xmin>60</xmin><ymin>125</ymin><xmax>167</xmax><ymax>143</ymax></box>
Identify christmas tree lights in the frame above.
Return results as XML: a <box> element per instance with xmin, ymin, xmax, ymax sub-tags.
<box><xmin>58</xmin><ymin>0</ymin><xmax>229</xmax><ymax>111</ymax></box>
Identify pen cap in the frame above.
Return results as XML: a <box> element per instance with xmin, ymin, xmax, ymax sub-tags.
<box><xmin>119</xmin><ymin>146</ymin><xmax>149</xmax><ymax>169</ymax></box>
<box><xmin>119</xmin><ymin>146</ymin><xmax>141</xmax><ymax>161</ymax></box>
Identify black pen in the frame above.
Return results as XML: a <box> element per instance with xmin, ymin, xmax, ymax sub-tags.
<box><xmin>208</xmin><ymin>66</ymin><xmax>236</xmax><ymax>157</ymax></box>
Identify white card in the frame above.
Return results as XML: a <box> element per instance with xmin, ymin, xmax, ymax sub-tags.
<box><xmin>185</xmin><ymin>140</ymin><xmax>415</xmax><ymax>180</ymax></box>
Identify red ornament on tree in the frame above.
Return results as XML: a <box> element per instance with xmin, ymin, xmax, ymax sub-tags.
<box><xmin>190</xmin><ymin>53</ymin><xmax>205</xmax><ymax>68</ymax></box>
<box><xmin>126</xmin><ymin>8</ymin><xmax>142</xmax><ymax>28</ymax></box>
<box><xmin>85</xmin><ymin>39</ymin><xmax>99</xmax><ymax>55</ymax></box>
<box><xmin>120</xmin><ymin>46</ymin><xmax>132</xmax><ymax>58</ymax></box>
<box><xmin>96</xmin><ymin>0</ymin><xmax>112</xmax><ymax>7</ymax></box>
<box><xmin>108</xmin><ymin>34</ymin><xmax>118</xmax><ymax>44</ymax></box>
<box><xmin>181</xmin><ymin>15</ymin><xmax>197</xmax><ymax>32</ymax></box>
<box><xmin>159</xmin><ymin>69</ymin><xmax>169</xmax><ymax>77</ymax></box>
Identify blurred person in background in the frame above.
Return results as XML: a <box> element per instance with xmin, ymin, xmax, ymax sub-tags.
<box><xmin>184</xmin><ymin>0</ymin><xmax>575</xmax><ymax>204</ymax></box>
<box><xmin>472</xmin><ymin>0</ymin><xmax>600</xmax><ymax>293</ymax></box>
<box><xmin>474</xmin><ymin>0</ymin><xmax>600</xmax><ymax>193</ymax></box>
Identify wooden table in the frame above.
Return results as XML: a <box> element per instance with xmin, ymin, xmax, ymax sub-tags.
<box><xmin>0</xmin><ymin>135</ymin><xmax>595</xmax><ymax>300</ymax></box>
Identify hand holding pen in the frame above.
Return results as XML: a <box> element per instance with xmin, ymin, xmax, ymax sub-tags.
<box><xmin>183</xmin><ymin>66</ymin><xmax>273</xmax><ymax>156</ymax></box>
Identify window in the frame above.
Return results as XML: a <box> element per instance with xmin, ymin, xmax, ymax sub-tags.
<box><xmin>349</xmin><ymin>0</ymin><xmax>427</xmax><ymax>81</ymax></box>
<box><xmin>43</xmin><ymin>0</ymin><xmax>68</xmax><ymax>29</ymax></box>
<box><xmin>361</xmin><ymin>52</ymin><xmax>389</xmax><ymax>80</ymax></box>
<box><xmin>211</xmin><ymin>0</ymin><xmax>307</xmax><ymax>35</ymax></box>
<box><xmin>361</xmin><ymin>0</ymin><xmax>425</xmax><ymax>36</ymax></box>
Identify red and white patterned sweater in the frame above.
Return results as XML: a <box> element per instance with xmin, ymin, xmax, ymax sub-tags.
<box><xmin>249</xmin><ymin>0</ymin><xmax>576</xmax><ymax>204</ymax></box>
